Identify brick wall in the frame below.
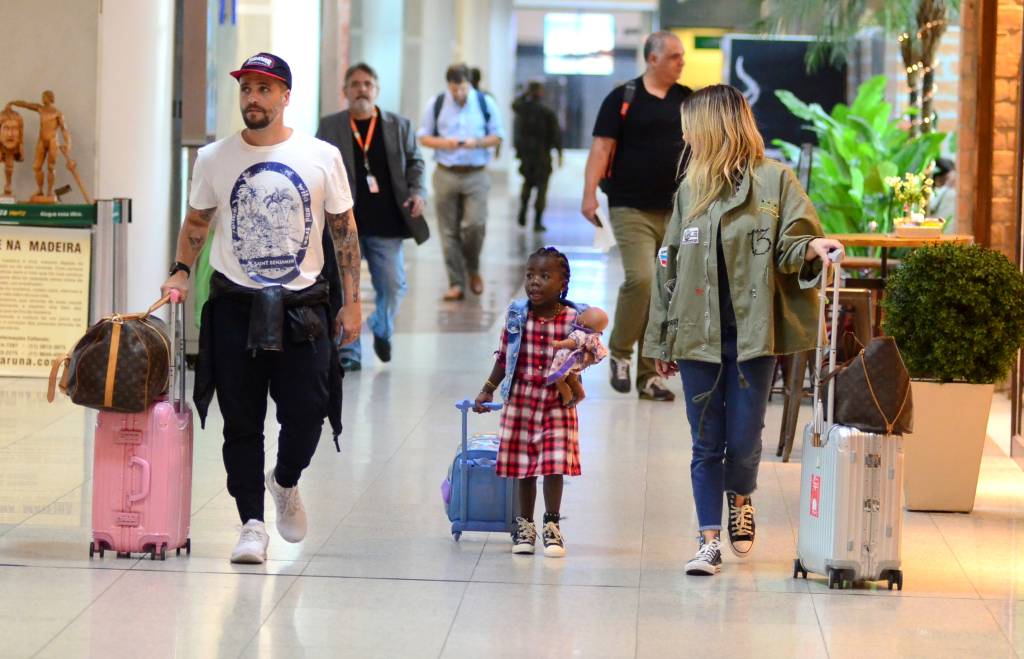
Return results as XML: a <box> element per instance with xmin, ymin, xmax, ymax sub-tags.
<box><xmin>990</xmin><ymin>0</ymin><xmax>1022</xmax><ymax>257</ymax></box>
<box><xmin>959</xmin><ymin>0</ymin><xmax>1022</xmax><ymax>256</ymax></box>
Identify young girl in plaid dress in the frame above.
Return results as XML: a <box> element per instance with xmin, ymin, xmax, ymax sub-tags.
<box><xmin>474</xmin><ymin>247</ymin><xmax>585</xmax><ymax>558</ymax></box>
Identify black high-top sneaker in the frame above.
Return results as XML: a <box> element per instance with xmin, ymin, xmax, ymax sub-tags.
<box><xmin>685</xmin><ymin>535</ymin><xmax>723</xmax><ymax>576</ymax></box>
<box><xmin>542</xmin><ymin>512</ymin><xmax>566</xmax><ymax>558</ymax></box>
<box><xmin>726</xmin><ymin>492</ymin><xmax>756</xmax><ymax>558</ymax></box>
<box><xmin>511</xmin><ymin>516</ymin><xmax>537</xmax><ymax>554</ymax></box>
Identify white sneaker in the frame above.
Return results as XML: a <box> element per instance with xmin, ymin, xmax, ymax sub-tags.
<box><xmin>685</xmin><ymin>537</ymin><xmax>723</xmax><ymax>576</ymax></box>
<box><xmin>230</xmin><ymin>519</ymin><xmax>269</xmax><ymax>564</ymax></box>
<box><xmin>266</xmin><ymin>468</ymin><xmax>307</xmax><ymax>543</ymax></box>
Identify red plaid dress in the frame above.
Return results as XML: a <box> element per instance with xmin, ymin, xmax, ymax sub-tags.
<box><xmin>495</xmin><ymin>306</ymin><xmax>581</xmax><ymax>478</ymax></box>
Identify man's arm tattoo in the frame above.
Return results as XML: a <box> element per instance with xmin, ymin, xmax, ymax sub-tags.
<box><xmin>328</xmin><ymin>209</ymin><xmax>361</xmax><ymax>303</ymax></box>
<box><xmin>178</xmin><ymin>206</ymin><xmax>214</xmax><ymax>265</ymax></box>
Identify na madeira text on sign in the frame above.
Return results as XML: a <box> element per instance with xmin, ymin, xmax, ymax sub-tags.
<box><xmin>1</xmin><ymin>239</ymin><xmax>83</xmax><ymax>253</ymax></box>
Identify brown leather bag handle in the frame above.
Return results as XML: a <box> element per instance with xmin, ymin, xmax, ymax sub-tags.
<box><xmin>47</xmin><ymin>354</ymin><xmax>69</xmax><ymax>403</ymax></box>
<box><xmin>101</xmin><ymin>294</ymin><xmax>172</xmax><ymax>324</ymax></box>
<box><xmin>145</xmin><ymin>294</ymin><xmax>172</xmax><ymax>317</ymax></box>
<box><xmin>820</xmin><ymin>352</ymin><xmax>860</xmax><ymax>386</ymax></box>
<box><xmin>860</xmin><ymin>355</ymin><xmax>912</xmax><ymax>435</ymax></box>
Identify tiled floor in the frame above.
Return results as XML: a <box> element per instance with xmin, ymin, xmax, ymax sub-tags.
<box><xmin>3</xmin><ymin>153</ymin><xmax>1024</xmax><ymax>658</ymax></box>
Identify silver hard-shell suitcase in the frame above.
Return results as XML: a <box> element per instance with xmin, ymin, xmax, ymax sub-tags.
<box><xmin>794</xmin><ymin>252</ymin><xmax>906</xmax><ymax>591</ymax></box>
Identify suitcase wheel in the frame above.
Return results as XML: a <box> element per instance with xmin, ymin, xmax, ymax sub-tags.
<box><xmin>792</xmin><ymin>559</ymin><xmax>808</xmax><ymax>580</ymax></box>
<box><xmin>186</xmin><ymin>538</ymin><xmax>191</xmax><ymax>555</ymax></box>
<box><xmin>151</xmin><ymin>545</ymin><xmax>167</xmax><ymax>561</ymax></box>
<box><xmin>886</xmin><ymin>570</ymin><xmax>904</xmax><ymax>591</ymax></box>
<box><xmin>88</xmin><ymin>542</ymin><xmax>95</xmax><ymax>559</ymax></box>
<box><xmin>452</xmin><ymin>532</ymin><xmax>462</xmax><ymax>542</ymax></box>
<box><xmin>827</xmin><ymin>568</ymin><xmax>842</xmax><ymax>590</ymax></box>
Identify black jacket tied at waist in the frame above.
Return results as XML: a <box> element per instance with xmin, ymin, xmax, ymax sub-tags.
<box><xmin>194</xmin><ymin>271</ymin><xmax>344</xmax><ymax>451</ymax></box>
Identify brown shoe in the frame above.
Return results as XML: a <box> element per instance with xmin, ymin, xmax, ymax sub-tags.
<box><xmin>469</xmin><ymin>273</ymin><xmax>484</xmax><ymax>295</ymax></box>
<box><xmin>442</xmin><ymin>286</ymin><xmax>464</xmax><ymax>301</ymax></box>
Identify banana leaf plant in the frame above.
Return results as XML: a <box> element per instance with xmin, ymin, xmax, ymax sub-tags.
<box><xmin>772</xmin><ymin>75</ymin><xmax>946</xmax><ymax>241</ymax></box>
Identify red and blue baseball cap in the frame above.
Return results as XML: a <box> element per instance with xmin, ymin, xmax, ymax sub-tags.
<box><xmin>230</xmin><ymin>52</ymin><xmax>292</xmax><ymax>89</ymax></box>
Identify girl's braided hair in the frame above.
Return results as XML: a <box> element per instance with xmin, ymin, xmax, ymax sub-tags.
<box><xmin>529</xmin><ymin>246</ymin><xmax>571</xmax><ymax>301</ymax></box>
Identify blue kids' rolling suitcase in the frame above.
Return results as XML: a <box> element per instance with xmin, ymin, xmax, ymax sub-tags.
<box><xmin>441</xmin><ymin>400</ymin><xmax>517</xmax><ymax>541</ymax></box>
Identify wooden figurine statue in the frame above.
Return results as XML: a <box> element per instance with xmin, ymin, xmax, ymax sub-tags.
<box><xmin>0</xmin><ymin>104</ymin><xmax>24</xmax><ymax>199</ymax></box>
<box><xmin>10</xmin><ymin>90</ymin><xmax>90</xmax><ymax>204</ymax></box>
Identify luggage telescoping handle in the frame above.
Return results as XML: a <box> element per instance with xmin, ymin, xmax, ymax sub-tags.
<box><xmin>455</xmin><ymin>399</ymin><xmax>502</xmax><ymax>454</ymax></box>
<box><xmin>454</xmin><ymin>399</ymin><xmax>502</xmax><ymax>526</ymax></box>
<box><xmin>167</xmin><ymin>290</ymin><xmax>187</xmax><ymax>413</ymax></box>
<box><xmin>812</xmin><ymin>250</ymin><xmax>843</xmax><ymax>447</ymax></box>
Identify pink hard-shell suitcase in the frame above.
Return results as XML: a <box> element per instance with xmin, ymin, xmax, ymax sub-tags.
<box><xmin>89</xmin><ymin>293</ymin><xmax>193</xmax><ymax>560</ymax></box>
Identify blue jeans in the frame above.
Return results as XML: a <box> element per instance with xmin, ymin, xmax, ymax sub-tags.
<box><xmin>339</xmin><ymin>236</ymin><xmax>407</xmax><ymax>364</ymax></box>
<box><xmin>677</xmin><ymin>336</ymin><xmax>776</xmax><ymax>532</ymax></box>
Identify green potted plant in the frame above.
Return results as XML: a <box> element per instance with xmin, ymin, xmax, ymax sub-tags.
<box><xmin>773</xmin><ymin>75</ymin><xmax>946</xmax><ymax>237</ymax></box>
<box><xmin>882</xmin><ymin>243</ymin><xmax>1024</xmax><ymax>512</ymax></box>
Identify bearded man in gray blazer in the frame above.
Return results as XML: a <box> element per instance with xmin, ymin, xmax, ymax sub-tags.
<box><xmin>317</xmin><ymin>62</ymin><xmax>428</xmax><ymax>371</ymax></box>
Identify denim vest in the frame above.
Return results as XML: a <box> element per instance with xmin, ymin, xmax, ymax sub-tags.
<box><xmin>500</xmin><ymin>298</ymin><xmax>589</xmax><ymax>400</ymax></box>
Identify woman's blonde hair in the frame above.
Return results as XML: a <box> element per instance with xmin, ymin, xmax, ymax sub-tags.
<box><xmin>680</xmin><ymin>85</ymin><xmax>765</xmax><ymax>220</ymax></box>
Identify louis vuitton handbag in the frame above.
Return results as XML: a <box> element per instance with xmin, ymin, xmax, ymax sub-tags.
<box><xmin>47</xmin><ymin>295</ymin><xmax>172</xmax><ymax>413</ymax></box>
<box><xmin>826</xmin><ymin>335</ymin><xmax>914</xmax><ymax>435</ymax></box>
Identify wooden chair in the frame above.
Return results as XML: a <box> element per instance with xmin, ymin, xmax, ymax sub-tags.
<box><xmin>775</xmin><ymin>287</ymin><xmax>874</xmax><ymax>462</ymax></box>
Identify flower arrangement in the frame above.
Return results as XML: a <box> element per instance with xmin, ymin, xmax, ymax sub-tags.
<box><xmin>884</xmin><ymin>172</ymin><xmax>934</xmax><ymax>222</ymax></box>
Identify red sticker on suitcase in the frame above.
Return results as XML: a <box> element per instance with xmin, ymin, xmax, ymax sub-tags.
<box><xmin>809</xmin><ymin>475</ymin><xmax>821</xmax><ymax>518</ymax></box>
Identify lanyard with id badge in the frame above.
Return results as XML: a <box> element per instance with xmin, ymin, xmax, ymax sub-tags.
<box><xmin>350</xmin><ymin>110</ymin><xmax>381</xmax><ymax>193</ymax></box>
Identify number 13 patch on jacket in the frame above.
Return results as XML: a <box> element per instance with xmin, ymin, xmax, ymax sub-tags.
<box><xmin>658</xmin><ymin>246</ymin><xmax>669</xmax><ymax>267</ymax></box>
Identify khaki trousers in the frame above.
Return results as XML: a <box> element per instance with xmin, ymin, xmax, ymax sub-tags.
<box><xmin>433</xmin><ymin>167</ymin><xmax>490</xmax><ymax>289</ymax></box>
<box><xmin>608</xmin><ymin>206</ymin><xmax>671</xmax><ymax>386</ymax></box>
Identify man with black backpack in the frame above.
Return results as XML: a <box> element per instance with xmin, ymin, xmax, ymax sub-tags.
<box><xmin>581</xmin><ymin>31</ymin><xmax>692</xmax><ymax>402</ymax></box>
<box><xmin>418</xmin><ymin>64</ymin><xmax>504</xmax><ymax>301</ymax></box>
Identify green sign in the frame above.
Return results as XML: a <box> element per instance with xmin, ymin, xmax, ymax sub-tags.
<box><xmin>0</xmin><ymin>204</ymin><xmax>96</xmax><ymax>228</ymax></box>
<box><xmin>694</xmin><ymin>36</ymin><xmax>722</xmax><ymax>50</ymax></box>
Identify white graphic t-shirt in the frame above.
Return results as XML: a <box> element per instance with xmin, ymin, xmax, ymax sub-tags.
<box><xmin>189</xmin><ymin>131</ymin><xmax>353</xmax><ymax>290</ymax></box>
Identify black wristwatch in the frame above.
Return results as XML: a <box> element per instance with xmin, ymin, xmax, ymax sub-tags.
<box><xmin>169</xmin><ymin>261</ymin><xmax>191</xmax><ymax>278</ymax></box>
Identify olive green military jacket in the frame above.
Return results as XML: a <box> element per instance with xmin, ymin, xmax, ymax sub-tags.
<box><xmin>641</xmin><ymin>158</ymin><xmax>825</xmax><ymax>364</ymax></box>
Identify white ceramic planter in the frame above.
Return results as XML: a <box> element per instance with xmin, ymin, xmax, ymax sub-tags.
<box><xmin>903</xmin><ymin>380</ymin><xmax>995</xmax><ymax>513</ymax></box>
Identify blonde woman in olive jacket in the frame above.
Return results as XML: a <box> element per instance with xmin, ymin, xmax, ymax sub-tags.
<box><xmin>641</xmin><ymin>85</ymin><xmax>843</xmax><ymax>576</ymax></box>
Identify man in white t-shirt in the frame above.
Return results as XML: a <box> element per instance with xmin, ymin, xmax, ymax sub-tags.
<box><xmin>160</xmin><ymin>52</ymin><xmax>362</xmax><ymax>564</ymax></box>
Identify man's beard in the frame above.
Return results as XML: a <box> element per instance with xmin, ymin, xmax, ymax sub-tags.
<box><xmin>242</xmin><ymin>108</ymin><xmax>271</xmax><ymax>129</ymax></box>
<box><xmin>350</xmin><ymin>98</ymin><xmax>373</xmax><ymax>116</ymax></box>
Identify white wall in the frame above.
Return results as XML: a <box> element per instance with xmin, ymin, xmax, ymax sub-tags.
<box><xmin>96</xmin><ymin>0</ymin><xmax>176</xmax><ymax>313</ymax></box>
<box><xmin>348</xmin><ymin>0</ymin><xmax>406</xmax><ymax>114</ymax></box>
<box><xmin>401</xmin><ymin>0</ymin><xmax>458</xmax><ymax>125</ymax></box>
<box><xmin>1</xmin><ymin>0</ymin><xmax>98</xmax><ymax>203</ymax></box>
<box><xmin>271</xmin><ymin>0</ymin><xmax>323</xmax><ymax>136</ymax></box>
<box><xmin>456</xmin><ymin>0</ymin><xmax>516</xmax><ymax>170</ymax></box>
